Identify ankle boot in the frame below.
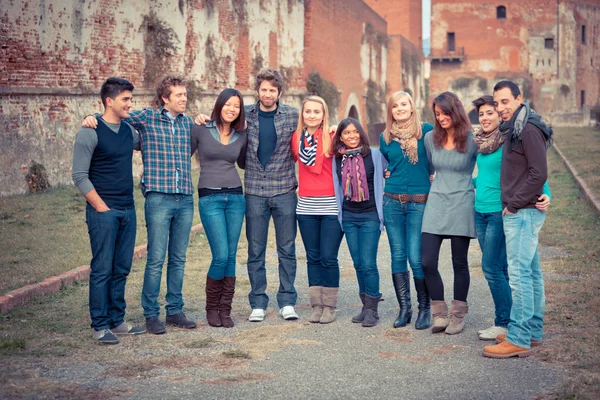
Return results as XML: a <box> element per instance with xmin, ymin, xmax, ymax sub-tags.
<box><xmin>392</xmin><ymin>272</ymin><xmax>412</xmax><ymax>328</ymax></box>
<box><xmin>445</xmin><ymin>300</ymin><xmax>468</xmax><ymax>335</ymax></box>
<box><xmin>362</xmin><ymin>294</ymin><xmax>381</xmax><ymax>327</ymax></box>
<box><xmin>431</xmin><ymin>300</ymin><xmax>449</xmax><ymax>333</ymax></box>
<box><xmin>308</xmin><ymin>286</ymin><xmax>323</xmax><ymax>323</ymax></box>
<box><xmin>413</xmin><ymin>278</ymin><xmax>431</xmax><ymax>330</ymax></box>
<box><xmin>352</xmin><ymin>293</ymin><xmax>367</xmax><ymax>323</ymax></box>
<box><xmin>320</xmin><ymin>287</ymin><xmax>339</xmax><ymax>324</ymax></box>
<box><xmin>219</xmin><ymin>276</ymin><xmax>236</xmax><ymax>328</ymax></box>
<box><xmin>205</xmin><ymin>276</ymin><xmax>223</xmax><ymax>327</ymax></box>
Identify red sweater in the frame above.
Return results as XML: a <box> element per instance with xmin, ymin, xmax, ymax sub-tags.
<box><xmin>291</xmin><ymin>128</ymin><xmax>336</xmax><ymax>197</ymax></box>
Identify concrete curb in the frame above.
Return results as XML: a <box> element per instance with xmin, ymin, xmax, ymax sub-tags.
<box><xmin>552</xmin><ymin>144</ymin><xmax>600</xmax><ymax>216</ymax></box>
<box><xmin>0</xmin><ymin>223</ymin><xmax>203</xmax><ymax>315</ymax></box>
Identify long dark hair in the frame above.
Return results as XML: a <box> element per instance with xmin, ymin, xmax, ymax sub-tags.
<box><xmin>210</xmin><ymin>88</ymin><xmax>245</xmax><ymax>132</ymax></box>
<box><xmin>332</xmin><ymin>117</ymin><xmax>371</xmax><ymax>158</ymax></box>
<box><xmin>432</xmin><ymin>92</ymin><xmax>471</xmax><ymax>153</ymax></box>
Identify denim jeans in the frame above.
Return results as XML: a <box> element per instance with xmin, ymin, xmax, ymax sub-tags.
<box><xmin>86</xmin><ymin>205</ymin><xmax>136</xmax><ymax>331</ymax></box>
<box><xmin>503</xmin><ymin>208</ymin><xmax>546</xmax><ymax>349</ymax></box>
<box><xmin>475</xmin><ymin>211</ymin><xmax>511</xmax><ymax>327</ymax></box>
<box><xmin>297</xmin><ymin>214</ymin><xmax>344</xmax><ymax>288</ymax></box>
<box><xmin>342</xmin><ymin>219</ymin><xmax>381</xmax><ymax>296</ymax></box>
<box><xmin>383</xmin><ymin>196</ymin><xmax>425</xmax><ymax>278</ymax></box>
<box><xmin>141</xmin><ymin>193</ymin><xmax>194</xmax><ymax>318</ymax></box>
<box><xmin>246</xmin><ymin>191</ymin><xmax>297</xmax><ymax>309</ymax></box>
<box><xmin>199</xmin><ymin>193</ymin><xmax>246</xmax><ymax>280</ymax></box>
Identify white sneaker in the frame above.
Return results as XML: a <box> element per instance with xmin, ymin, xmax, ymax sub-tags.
<box><xmin>279</xmin><ymin>306</ymin><xmax>299</xmax><ymax>320</ymax></box>
<box><xmin>478</xmin><ymin>326</ymin><xmax>508</xmax><ymax>340</ymax></box>
<box><xmin>478</xmin><ymin>325</ymin><xmax>495</xmax><ymax>335</ymax></box>
<box><xmin>248</xmin><ymin>309</ymin><xmax>266</xmax><ymax>322</ymax></box>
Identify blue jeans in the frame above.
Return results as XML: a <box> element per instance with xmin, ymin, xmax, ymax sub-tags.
<box><xmin>342</xmin><ymin>219</ymin><xmax>381</xmax><ymax>296</ymax></box>
<box><xmin>86</xmin><ymin>205</ymin><xmax>136</xmax><ymax>331</ymax></box>
<box><xmin>141</xmin><ymin>193</ymin><xmax>194</xmax><ymax>318</ymax></box>
<box><xmin>199</xmin><ymin>193</ymin><xmax>246</xmax><ymax>280</ymax></box>
<box><xmin>383</xmin><ymin>196</ymin><xmax>425</xmax><ymax>278</ymax></box>
<box><xmin>297</xmin><ymin>214</ymin><xmax>344</xmax><ymax>288</ymax></box>
<box><xmin>246</xmin><ymin>191</ymin><xmax>297</xmax><ymax>309</ymax></box>
<box><xmin>503</xmin><ymin>209</ymin><xmax>546</xmax><ymax>348</ymax></box>
<box><xmin>475</xmin><ymin>211</ymin><xmax>511</xmax><ymax>327</ymax></box>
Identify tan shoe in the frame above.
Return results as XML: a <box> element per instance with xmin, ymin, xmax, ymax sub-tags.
<box><xmin>320</xmin><ymin>287</ymin><xmax>339</xmax><ymax>324</ymax></box>
<box><xmin>496</xmin><ymin>333</ymin><xmax>543</xmax><ymax>347</ymax></box>
<box><xmin>445</xmin><ymin>300</ymin><xmax>468</xmax><ymax>335</ymax></box>
<box><xmin>483</xmin><ymin>340</ymin><xmax>532</xmax><ymax>358</ymax></box>
<box><xmin>308</xmin><ymin>286</ymin><xmax>323</xmax><ymax>323</ymax></box>
<box><xmin>430</xmin><ymin>300</ymin><xmax>449</xmax><ymax>333</ymax></box>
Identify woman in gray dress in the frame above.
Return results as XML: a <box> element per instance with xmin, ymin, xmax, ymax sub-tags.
<box><xmin>422</xmin><ymin>92</ymin><xmax>477</xmax><ymax>335</ymax></box>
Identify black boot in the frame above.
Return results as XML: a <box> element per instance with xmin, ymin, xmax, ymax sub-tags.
<box><xmin>392</xmin><ymin>272</ymin><xmax>412</xmax><ymax>328</ymax></box>
<box><xmin>362</xmin><ymin>294</ymin><xmax>381</xmax><ymax>327</ymax></box>
<box><xmin>414</xmin><ymin>278</ymin><xmax>431</xmax><ymax>330</ymax></box>
<box><xmin>351</xmin><ymin>293</ymin><xmax>367</xmax><ymax>323</ymax></box>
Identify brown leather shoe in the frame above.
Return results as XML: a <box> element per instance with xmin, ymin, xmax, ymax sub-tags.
<box><xmin>219</xmin><ymin>276</ymin><xmax>236</xmax><ymax>328</ymax></box>
<box><xmin>483</xmin><ymin>340</ymin><xmax>532</xmax><ymax>358</ymax></box>
<box><xmin>205</xmin><ymin>276</ymin><xmax>223</xmax><ymax>327</ymax></box>
<box><xmin>495</xmin><ymin>333</ymin><xmax>543</xmax><ymax>347</ymax></box>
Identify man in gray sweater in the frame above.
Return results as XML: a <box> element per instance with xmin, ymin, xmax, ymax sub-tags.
<box><xmin>72</xmin><ymin>77</ymin><xmax>145</xmax><ymax>344</ymax></box>
<box><xmin>483</xmin><ymin>80</ymin><xmax>552</xmax><ymax>359</ymax></box>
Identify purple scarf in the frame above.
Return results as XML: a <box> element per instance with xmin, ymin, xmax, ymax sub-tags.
<box><xmin>338</xmin><ymin>146</ymin><xmax>369</xmax><ymax>202</ymax></box>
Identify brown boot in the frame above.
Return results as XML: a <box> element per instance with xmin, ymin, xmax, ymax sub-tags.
<box><xmin>431</xmin><ymin>300</ymin><xmax>449</xmax><ymax>333</ymax></box>
<box><xmin>205</xmin><ymin>276</ymin><xmax>223</xmax><ymax>327</ymax></box>
<box><xmin>308</xmin><ymin>286</ymin><xmax>323</xmax><ymax>323</ymax></box>
<box><xmin>219</xmin><ymin>276</ymin><xmax>236</xmax><ymax>328</ymax></box>
<box><xmin>445</xmin><ymin>300</ymin><xmax>468</xmax><ymax>335</ymax></box>
<box><xmin>320</xmin><ymin>287</ymin><xmax>339</xmax><ymax>324</ymax></box>
<box><xmin>351</xmin><ymin>293</ymin><xmax>367</xmax><ymax>323</ymax></box>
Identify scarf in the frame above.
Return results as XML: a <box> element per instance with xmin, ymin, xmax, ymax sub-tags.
<box><xmin>338</xmin><ymin>146</ymin><xmax>369</xmax><ymax>202</ymax></box>
<box><xmin>474</xmin><ymin>125</ymin><xmax>504</xmax><ymax>154</ymax></box>
<box><xmin>390</xmin><ymin>119</ymin><xmax>418</xmax><ymax>164</ymax></box>
<box><xmin>499</xmin><ymin>103</ymin><xmax>553</xmax><ymax>151</ymax></box>
<box><xmin>299</xmin><ymin>129</ymin><xmax>317</xmax><ymax>167</ymax></box>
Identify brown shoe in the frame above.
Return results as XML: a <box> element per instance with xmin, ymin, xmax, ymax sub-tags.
<box><xmin>496</xmin><ymin>333</ymin><xmax>543</xmax><ymax>347</ymax></box>
<box><xmin>205</xmin><ymin>276</ymin><xmax>223</xmax><ymax>327</ymax></box>
<box><xmin>483</xmin><ymin>340</ymin><xmax>532</xmax><ymax>358</ymax></box>
<box><xmin>219</xmin><ymin>276</ymin><xmax>236</xmax><ymax>328</ymax></box>
<box><xmin>430</xmin><ymin>300</ymin><xmax>449</xmax><ymax>333</ymax></box>
<box><xmin>445</xmin><ymin>300</ymin><xmax>468</xmax><ymax>335</ymax></box>
<box><xmin>308</xmin><ymin>286</ymin><xmax>323</xmax><ymax>323</ymax></box>
<box><xmin>320</xmin><ymin>287</ymin><xmax>339</xmax><ymax>324</ymax></box>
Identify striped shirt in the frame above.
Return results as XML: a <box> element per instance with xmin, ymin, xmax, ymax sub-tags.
<box><xmin>296</xmin><ymin>196</ymin><xmax>338</xmax><ymax>215</ymax></box>
<box><xmin>244</xmin><ymin>102</ymin><xmax>299</xmax><ymax>197</ymax></box>
<box><xmin>126</xmin><ymin>107</ymin><xmax>194</xmax><ymax>196</ymax></box>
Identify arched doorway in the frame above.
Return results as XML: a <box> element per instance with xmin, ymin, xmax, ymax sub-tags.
<box><xmin>348</xmin><ymin>105</ymin><xmax>359</xmax><ymax>119</ymax></box>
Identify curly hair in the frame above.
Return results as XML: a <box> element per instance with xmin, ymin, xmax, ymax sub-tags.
<box><xmin>255</xmin><ymin>68</ymin><xmax>285</xmax><ymax>95</ymax></box>
<box><xmin>153</xmin><ymin>75</ymin><xmax>186</xmax><ymax>108</ymax></box>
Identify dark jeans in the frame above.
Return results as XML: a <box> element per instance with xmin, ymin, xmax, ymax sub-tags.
<box><xmin>421</xmin><ymin>233</ymin><xmax>471</xmax><ymax>302</ymax></box>
<box><xmin>383</xmin><ymin>196</ymin><xmax>425</xmax><ymax>278</ymax></box>
<box><xmin>199</xmin><ymin>193</ymin><xmax>246</xmax><ymax>280</ymax></box>
<box><xmin>141</xmin><ymin>193</ymin><xmax>194</xmax><ymax>318</ymax></box>
<box><xmin>342</xmin><ymin>219</ymin><xmax>381</xmax><ymax>296</ymax></box>
<box><xmin>86</xmin><ymin>205</ymin><xmax>136</xmax><ymax>331</ymax></box>
<box><xmin>246</xmin><ymin>191</ymin><xmax>297</xmax><ymax>309</ymax></box>
<box><xmin>297</xmin><ymin>214</ymin><xmax>344</xmax><ymax>288</ymax></box>
<box><xmin>475</xmin><ymin>211</ymin><xmax>511</xmax><ymax>327</ymax></box>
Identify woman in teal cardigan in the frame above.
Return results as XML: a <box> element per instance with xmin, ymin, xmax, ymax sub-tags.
<box><xmin>472</xmin><ymin>95</ymin><xmax>550</xmax><ymax>341</ymax></box>
<box><xmin>379</xmin><ymin>91</ymin><xmax>434</xmax><ymax>330</ymax></box>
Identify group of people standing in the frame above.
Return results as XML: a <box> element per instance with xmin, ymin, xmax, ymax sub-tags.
<box><xmin>73</xmin><ymin>68</ymin><xmax>552</xmax><ymax>359</ymax></box>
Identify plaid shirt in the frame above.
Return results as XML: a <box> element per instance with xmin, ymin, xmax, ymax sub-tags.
<box><xmin>127</xmin><ymin>108</ymin><xmax>194</xmax><ymax>196</ymax></box>
<box><xmin>244</xmin><ymin>101</ymin><xmax>299</xmax><ymax>197</ymax></box>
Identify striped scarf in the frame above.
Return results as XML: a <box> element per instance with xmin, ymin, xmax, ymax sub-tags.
<box><xmin>299</xmin><ymin>129</ymin><xmax>317</xmax><ymax>166</ymax></box>
<box><xmin>339</xmin><ymin>146</ymin><xmax>369</xmax><ymax>202</ymax></box>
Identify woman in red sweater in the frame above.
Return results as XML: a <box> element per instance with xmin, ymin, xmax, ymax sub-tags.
<box><xmin>291</xmin><ymin>96</ymin><xmax>343</xmax><ymax>324</ymax></box>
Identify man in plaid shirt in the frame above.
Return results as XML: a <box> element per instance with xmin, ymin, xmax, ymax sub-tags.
<box><xmin>244</xmin><ymin>69</ymin><xmax>300</xmax><ymax>322</ymax></box>
<box><xmin>83</xmin><ymin>76</ymin><xmax>197</xmax><ymax>334</ymax></box>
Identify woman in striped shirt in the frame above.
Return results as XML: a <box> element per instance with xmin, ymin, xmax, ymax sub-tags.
<box><xmin>291</xmin><ymin>96</ymin><xmax>343</xmax><ymax>324</ymax></box>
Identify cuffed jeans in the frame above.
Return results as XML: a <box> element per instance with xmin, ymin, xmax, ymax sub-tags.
<box><xmin>383</xmin><ymin>196</ymin><xmax>425</xmax><ymax>278</ymax></box>
<box><xmin>246</xmin><ymin>191</ymin><xmax>297</xmax><ymax>309</ymax></box>
<box><xmin>503</xmin><ymin>208</ymin><xmax>546</xmax><ymax>349</ymax></box>
<box><xmin>86</xmin><ymin>205</ymin><xmax>136</xmax><ymax>331</ymax></box>
<box><xmin>199</xmin><ymin>193</ymin><xmax>246</xmax><ymax>280</ymax></box>
<box><xmin>141</xmin><ymin>192</ymin><xmax>194</xmax><ymax>318</ymax></box>
<box><xmin>297</xmin><ymin>214</ymin><xmax>344</xmax><ymax>288</ymax></box>
<box><xmin>475</xmin><ymin>211</ymin><xmax>511</xmax><ymax>328</ymax></box>
<box><xmin>343</xmin><ymin>219</ymin><xmax>381</xmax><ymax>297</ymax></box>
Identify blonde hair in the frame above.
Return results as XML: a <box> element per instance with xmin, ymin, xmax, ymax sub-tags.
<box><xmin>383</xmin><ymin>91</ymin><xmax>422</xmax><ymax>144</ymax></box>
<box><xmin>295</xmin><ymin>95</ymin><xmax>332</xmax><ymax>156</ymax></box>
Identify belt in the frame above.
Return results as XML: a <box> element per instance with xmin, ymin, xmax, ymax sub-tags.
<box><xmin>384</xmin><ymin>193</ymin><xmax>428</xmax><ymax>203</ymax></box>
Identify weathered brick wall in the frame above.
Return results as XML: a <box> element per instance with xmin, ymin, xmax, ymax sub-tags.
<box><xmin>364</xmin><ymin>0</ymin><xmax>423</xmax><ymax>49</ymax></box>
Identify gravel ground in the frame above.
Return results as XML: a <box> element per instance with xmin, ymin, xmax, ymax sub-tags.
<box><xmin>29</xmin><ymin>233</ymin><xmax>563</xmax><ymax>400</ymax></box>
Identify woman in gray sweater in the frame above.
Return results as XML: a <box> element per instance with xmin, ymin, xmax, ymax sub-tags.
<box><xmin>422</xmin><ymin>92</ymin><xmax>477</xmax><ymax>335</ymax></box>
<box><xmin>190</xmin><ymin>88</ymin><xmax>247</xmax><ymax>328</ymax></box>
